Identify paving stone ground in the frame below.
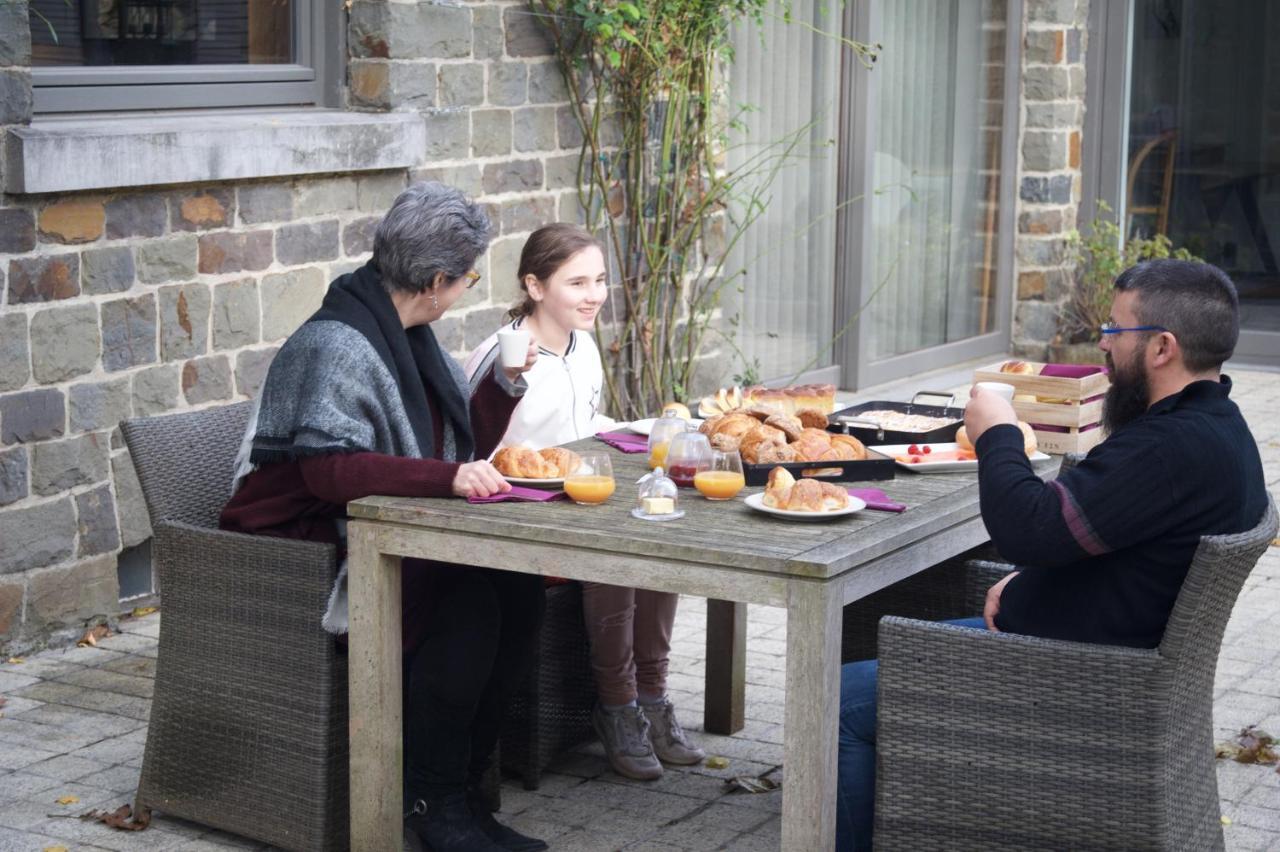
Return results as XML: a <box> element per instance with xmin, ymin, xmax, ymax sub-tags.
<box><xmin>1</xmin><ymin>367</ymin><xmax>1277</xmax><ymax>851</ymax></box>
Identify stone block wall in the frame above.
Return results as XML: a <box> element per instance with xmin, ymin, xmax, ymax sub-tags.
<box><xmin>1011</xmin><ymin>0</ymin><xmax>1090</xmax><ymax>357</ymax></box>
<box><xmin>0</xmin><ymin>0</ymin><xmax>589</xmax><ymax>652</ymax></box>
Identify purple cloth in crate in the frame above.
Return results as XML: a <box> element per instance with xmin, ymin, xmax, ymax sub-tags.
<box><xmin>847</xmin><ymin>487</ymin><xmax>906</xmax><ymax>513</ymax></box>
<box><xmin>1039</xmin><ymin>364</ymin><xmax>1108</xmax><ymax>378</ymax></box>
<box><xmin>595</xmin><ymin>431</ymin><xmax>649</xmax><ymax>453</ymax></box>
<box><xmin>468</xmin><ymin>486</ymin><xmax>567</xmax><ymax>504</ymax></box>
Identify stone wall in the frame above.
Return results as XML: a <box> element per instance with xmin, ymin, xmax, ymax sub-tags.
<box><xmin>0</xmin><ymin>0</ymin><xmax>586</xmax><ymax>652</ymax></box>
<box><xmin>1011</xmin><ymin>0</ymin><xmax>1090</xmax><ymax>357</ymax></box>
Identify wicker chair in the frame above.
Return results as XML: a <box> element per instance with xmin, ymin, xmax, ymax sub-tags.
<box><xmin>873</xmin><ymin>494</ymin><xmax>1277</xmax><ymax>850</ymax></box>
<box><xmin>499</xmin><ymin>581</ymin><xmax>598</xmax><ymax>789</ymax></box>
<box><xmin>123</xmin><ymin>402</ymin><xmax>350</xmax><ymax>852</ymax></box>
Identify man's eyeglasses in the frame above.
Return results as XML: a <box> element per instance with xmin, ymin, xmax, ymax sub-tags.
<box><xmin>464</xmin><ymin>270</ymin><xmax>482</xmax><ymax>290</ymax></box>
<box><xmin>1099</xmin><ymin>321</ymin><xmax>1167</xmax><ymax>335</ymax></box>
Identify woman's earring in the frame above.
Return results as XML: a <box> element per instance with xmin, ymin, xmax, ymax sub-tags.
<box><xmin>431</xmin><ymin>291</ymin><xmax>439</xmax><ymax>311</ymax></box>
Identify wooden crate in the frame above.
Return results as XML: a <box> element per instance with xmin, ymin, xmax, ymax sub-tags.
<box><xmin>973</xmin><ymin>361</ymin><xmax>1110</xmax><ymax>455</ymax></box>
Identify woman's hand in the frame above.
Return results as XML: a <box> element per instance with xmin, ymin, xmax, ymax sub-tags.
<box><xmin>451</xmin><ymin>460</ymin><xmax>511</xmax><ymax>498</ymax></box>
<box><xmin>501</xmin><ymin>339</ymin><xmax>539</xmax><ymax>384</ymax></box>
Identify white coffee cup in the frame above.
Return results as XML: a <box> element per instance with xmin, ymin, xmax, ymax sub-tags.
<box><xmin>497</xmin><ymin>328</ymin><xmax>532</xmax><ymax>369</ymax></box>
<box><xmin>975</xmin><ymin>381</ymin><xmax>1016</xmax><ymax>402</ymax></box>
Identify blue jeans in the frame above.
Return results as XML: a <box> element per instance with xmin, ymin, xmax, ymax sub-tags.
<box><xmin>836</xmin><ymin>617</ymin><xmax>987</xmax><ymax>851</ymax></box>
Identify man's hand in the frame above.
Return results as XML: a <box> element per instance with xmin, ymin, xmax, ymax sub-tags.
<box><xmin>983</xmin><ymin>570</ymin><xmax>1019</xmax><ymax>631</ymax></box>
<box><xmin>501</xmin><ymin>339</ymin><xmax>539</xmax><ymax>384</ymax></box>
<box><xmin>451</xmin><ymin>460</ymin><xmax>511</xmax><ymax>498</ymax></box>
<box><xmin>964</xmin><ymin>384</ymin><xmax>1018</xmax><ymax>446</ymax></box>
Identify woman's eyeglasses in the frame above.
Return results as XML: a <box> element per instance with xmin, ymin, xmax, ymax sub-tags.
<box><xmin>464</xmin><ymin>270</ymin><xmax>482</xmax><ymax>289</ymax></box>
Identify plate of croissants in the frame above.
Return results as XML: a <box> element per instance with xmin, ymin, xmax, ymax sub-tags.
<box><xmin>698</xmin><ymin>408</ymin><xmax>867</xmax><ymax>468</ymax></box>
<box><xmin>744</xmin><ymin>468</ymin><xmax>866</xmax><ymax>520</ymax></box>
<box><xmin>491</xmin><ymin>446</ymin><xmax>583</xmax><ymax>485</ymax></box>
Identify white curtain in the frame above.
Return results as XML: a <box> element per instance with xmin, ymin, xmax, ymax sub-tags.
<box><xmin>724</xmin><ymin>0</ymin><xmax>841</xmax><ymax>384</ymax></box>
<box><xmin>865</xmin><ymin>0</ymin><xmax>995</xmax><ymax>360</ymax></box>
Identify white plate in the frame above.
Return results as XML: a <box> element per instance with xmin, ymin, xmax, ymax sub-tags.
<box><xmin>503</xmin><ymin>476</ymin><xmax>566</xmax><ymax>487</ymax></box>
<box><xmin>743</xmin><ymin>491</ymin><xmax>866</xmax><ymax>521</ymax></box>
<box><xmin>871</xmin><ymin>442</ymin><xmax>1050</xmax><ymax>473</ymax></box>
<box><xmin>626</xmin><ymin>417</ymin><xmax>704</xmax><ymax>436</ymax></box>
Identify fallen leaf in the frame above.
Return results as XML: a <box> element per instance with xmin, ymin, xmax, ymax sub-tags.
<box><xmin>55</xmin><ymin>795</ymin><xmax>80</xmax><ymax>805</ymax></box>
<box><xmin>76</xmin><ymin>624</ymin><xmax>111</xmax><ymax>648</ymax></box>
<box><xmin>130</xmin><ymin>606</ymin><xmax>158</xmax><ymax>618</ymax></box>
<box><xmin>6</xmin><ymin>657</ymin><xmax>24</xmax><ymax>664</ymax></box>
<box><xmin>1217</xmin><ymin>727</ymin><xmax>1278</xmax><ymax>766</ymax></box>
<box><xmin>724</xmin><ymin>774</ymin><xmax>779</xmax><ymax>794</ymax></box>
<box><xmin>1221</xmin><ymin>815</ymin><xmax>1232</xmax><ymax>826</ymax></box>
<box><xmin>0</xmin><ymin>696</ymin><xmax>7</xmax><ymax>709</ymax></box>
<box><xmin>80</xmin><ymin>803</ymin><xmax>151</xmax><ymax>832</ymax></box>
<box><xmin>43</xmin><ymin>846</ymin><xmax>69</xmax><ymax>852</ymax></box>
<box><xmin>704</xmin><ymin>755</ymin><xmax>730</xmax><ymax>770</ymax></box>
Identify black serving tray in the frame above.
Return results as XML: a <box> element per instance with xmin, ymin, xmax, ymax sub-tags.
<box><xmin>743</xmin><ymin>451</ymin><xmax>896</xmax><ymax>486</ymax></box>
<box><xmin>827</xmin><ymin>391</ymin><xmax>963</xmax><ymax>445</ymax></box>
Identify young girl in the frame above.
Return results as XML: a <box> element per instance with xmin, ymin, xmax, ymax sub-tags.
<box><xmin>465</xmin><ymin>223</ymin><xmax>705</xmax><ymax>781</ymax></box>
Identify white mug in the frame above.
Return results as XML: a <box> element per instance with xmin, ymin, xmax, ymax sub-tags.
<box><xmin>496</xmin><ymin>328</ymin><xmax>532</xmax><ymax>369</ymax></box>
<box><xmin>975</xmin><ymin>381</ymin><xmax>1016</xmax><ymax>402</ymax></box>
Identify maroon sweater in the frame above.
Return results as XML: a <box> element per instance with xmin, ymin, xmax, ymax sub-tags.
<box><xmin>219</xmin><ymin>365</ymin><xmax>522</xmax><ymax>645</ymax></box>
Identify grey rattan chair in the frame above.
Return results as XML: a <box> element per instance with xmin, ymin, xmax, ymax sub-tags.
<box><xmin>123</xmin><ymin>402</ymin><xmax>349</xmax><ymax>852</ymax></box>
<box><xmin>873</xmin><ymin>494</ymin><xmax>1277</xmax><ymax>850</ymax></box>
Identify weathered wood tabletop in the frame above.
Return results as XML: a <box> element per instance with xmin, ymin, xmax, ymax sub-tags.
<box><xmin>344</xmin><ymin>439</ymin><xmax>1058</xmax><ymax>850</ymax></box>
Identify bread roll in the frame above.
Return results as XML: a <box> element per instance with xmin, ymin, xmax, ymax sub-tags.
<box><xmin>955</xmin><ymin>425</ymin><xmax>972</xmax><ymax>451</ymax></box>
<box><xmin>661</xmin><ymin>401</ymin><xmax>691</xmax><ymax>420</ymax></box>
<box><xmin>796</xmin><ymin>408</ymin><xmax>830</xmax><ymax>429</ymax></box>
<box><xmin>755</xmin><ymin>442</ymin><xmax>799</xmax><ymax>464</ymax></box>
<box><xmin>1017</xmin><ymin>421</ymin><xmax>1038</xmax><ymax>456</ymax></box>
<box><xmin>999</xmin><ymin>360</ymin><xmax>1037</xmax><ymax>375</ymax></box>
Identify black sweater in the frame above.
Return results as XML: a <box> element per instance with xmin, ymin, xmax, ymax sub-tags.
<box><xmin>976</xmin><ymin>377</ymin><xmax>1267</xmax><ymax>648</ymax></box>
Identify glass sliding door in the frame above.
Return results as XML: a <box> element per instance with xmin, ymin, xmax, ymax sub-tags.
<box><xmin>1125</xmin><ymin>0</ymin><xmax>1280</xmax><ymax>363</ymax></box>
<box><xmin>838</xmin><ymin>0</ymin><xmax>1016</xmax><ymax>388</ymax></box>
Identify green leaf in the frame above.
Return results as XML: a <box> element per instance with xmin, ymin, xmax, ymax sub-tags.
<box><xmin>617</xmin><ymin>1</ymin><xmax>642</xmax><ymax>20</ymax></box>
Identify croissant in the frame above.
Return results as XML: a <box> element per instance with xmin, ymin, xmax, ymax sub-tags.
<box><xmin>539</xmin><ymin>447</ymin><xmax>582</xmax><ymax>477</ymax></box>
<box><xmin>762</xmin><ymin>467</ymin><xmax>797</xmax><ymax>508</ymax></box>
<box><xmin>791</xmin><ymin>435</ymin><xmax>831</xmax><ymax>462</ymax></box>
<box><xmin>762</xmin><ymin>466</ymin><xmax>848</xmax><ymax>512</ymax></box>
<box><xmin>698</xmin><ymin>415</ymin><xmax>724</xmax><ymax>436</ymax></box>
<box><xmin>710</xmin><ymin>432</ymin><xmax>743</xmax><ymax>452</ymax></box>
<box><xmin>829</xmin><ymin>433</ymin><xmax>867</xmax><ymax>460</ymax></box>
<box><xmin>492</xmin><ymin>447</ymin><xmax>559</xmax><ymax>478</ymax></box>
<box><xmin>738</xmin><ymin>426</ymin><xmax>785</xmax><ymax>464</ymax></box>
<box><xmin>818</xmin><ymin>481</ymin><xmax>850</xmax><ymax>510</ymax></box>
<box><xmin>711</xmin><ymin>414</ymin><xmax>758</xmax><ymax>441</ymax></box>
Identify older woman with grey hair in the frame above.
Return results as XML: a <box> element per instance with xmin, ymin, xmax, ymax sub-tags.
<box><xmin>221</xmin><ymin>182</ymin><xmax>548</xmax><ymax>852</ymax></box>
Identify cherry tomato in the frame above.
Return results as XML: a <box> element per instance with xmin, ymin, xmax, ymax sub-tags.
<box><xmin>907</xmin><ymin>444</ymin><xmax>919</xmax><ymax>455</ymax></box>
<box><xmin>910</xmin><ymin>456</ymin><xmax>922</xmax><ymax>464</ymax></box>
<box><xmin>922</xmin><ymin>445</ymin><xmax>932</xmax><ymax>454</ymax></box>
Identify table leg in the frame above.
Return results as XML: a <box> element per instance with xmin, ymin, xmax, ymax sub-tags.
<box><xmin>704</xmin><ymin>599</ymin><xmax>746</xmax><ymax>734</ymax></box>
<box><xmin>782</xmin><ymin>580</ymin><xmax>843</xmax><ymax>851</ymax></box>
<box><xmin>347</xmin><ymin>521</ymin><xmax>404</xmax><ymax>852</ymax></box>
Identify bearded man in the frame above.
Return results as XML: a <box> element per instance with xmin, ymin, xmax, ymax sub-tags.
<box><xmin>833</xmin><ymin>259</ymin><xmax>1268</xmax><ymax>852</ymax></box>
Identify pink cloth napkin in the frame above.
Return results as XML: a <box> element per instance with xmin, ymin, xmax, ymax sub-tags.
<box><xmin>847</xmin><ymin>487</ymin><xmax>906</xmax><ymax>513</ymax></box>
<box><xmin>1040</xmin><ymin>363</ymin><xmax>1108</xmax><ymax>378</ymax></box>
<box><xmin>468</xmin><ymin>486</ymin><xmax>567</xmax><ymax>504</ymax></box>
<box><xmin>596</xmin><ymin>431</ymin><xmax>649</xmax><ymax>453</ymax></box>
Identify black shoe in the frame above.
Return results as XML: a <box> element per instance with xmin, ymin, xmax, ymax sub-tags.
<box><xmin>466</xmin><ymin>790</ymin><xmax>549</xmax><ymax>852</ymax></box>
<box><xmin>405</xmin><ymin>793</ymin><xmax>507</xmax><ymax>852</ymax></box>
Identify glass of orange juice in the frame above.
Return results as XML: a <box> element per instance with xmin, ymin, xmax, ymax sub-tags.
<box><xmin>694</xmin><ymin>450</ymin><xmax>745</xmax><ymax>501</ymax></box>
<box><xmin>564</xmin><ymin>452</ymin><xmax>616</xmax><ymax>505</ymax></box>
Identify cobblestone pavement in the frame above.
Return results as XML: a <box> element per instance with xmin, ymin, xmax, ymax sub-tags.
<box><xmin>1</xmin><ymin>368</ymin><xmax>1277</xmax><ymax>851</ymax></box>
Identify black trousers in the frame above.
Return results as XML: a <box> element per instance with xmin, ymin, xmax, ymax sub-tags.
<box><xmin>402</xmin><ymin>563</ymin><xmax>546</xmax><ymax>799</ymax></box>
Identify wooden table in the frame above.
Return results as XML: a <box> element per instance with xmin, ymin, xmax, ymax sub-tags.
<box><xmin>345</xmin><ymin>445</ymin><xmax>1051</xmax><ymax>850</ymax></box>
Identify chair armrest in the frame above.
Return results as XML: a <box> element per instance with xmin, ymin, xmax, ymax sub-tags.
<box><xmin>874</xmin><ymin>616</ymin><xmax>1169</xmax><ymax>844</ymax></box>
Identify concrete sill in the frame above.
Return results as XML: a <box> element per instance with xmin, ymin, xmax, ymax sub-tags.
<box><xmin>5</xmin><ymin>109</ymin><xmax>426</xmax><ymax>195</ymax></box>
